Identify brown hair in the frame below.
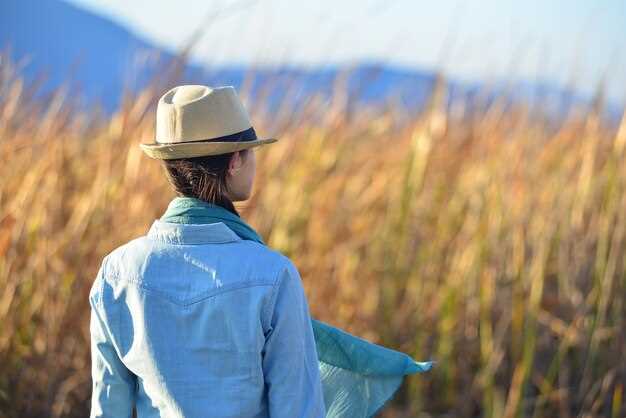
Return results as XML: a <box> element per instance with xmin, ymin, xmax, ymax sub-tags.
<box><xmin>160</xmin><ymin>148</ymin><xmax>250</xmax><ymax>217</ymax></box>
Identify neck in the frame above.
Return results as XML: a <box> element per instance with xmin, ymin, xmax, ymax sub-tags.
<box><xmin>177</xmin><ymin>194</ymin><xmax>240</xmax><ymax>217</ymax></box>
<box><xmin>161</xmin><ymin>195</ymin><xmax>263</xmax><ymax>244</ymax></box>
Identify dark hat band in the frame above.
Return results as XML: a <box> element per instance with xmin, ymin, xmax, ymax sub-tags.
<box><xmin>160</xmin><ymin>126</ymin><xmax>258</xmax><ymax>145</ymax></box>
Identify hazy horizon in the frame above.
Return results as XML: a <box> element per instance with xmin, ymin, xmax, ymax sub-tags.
<box><xmin>66</xmin><ymin>0</ymin><xmax>626</xmax><ymax>104</ymax></box>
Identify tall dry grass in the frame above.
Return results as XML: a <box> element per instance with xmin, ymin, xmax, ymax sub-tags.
<box><xmin>0</xmin><ymin>53</ymin><xmax>624</xmax><ymax>418</ymax></box>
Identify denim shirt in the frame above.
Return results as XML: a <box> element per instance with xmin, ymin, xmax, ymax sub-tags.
<box><xmin>89</xmin><ymin>219</ymin><xmax>326</xmax><ymax>417</ymax></box>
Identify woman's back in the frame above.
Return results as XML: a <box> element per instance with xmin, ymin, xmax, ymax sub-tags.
<box><xmin>89</xmin><ymin>219</ymin><xmax>326</xmax><ymax>417</ymax></box>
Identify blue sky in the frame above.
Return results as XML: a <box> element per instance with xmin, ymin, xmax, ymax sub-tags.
<box><xmin>69</xmin><ymin>0</ymin><xmax>625</xmax><ymax>103</ymax></box>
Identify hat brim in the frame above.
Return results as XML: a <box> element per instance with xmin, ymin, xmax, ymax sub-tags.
<box><xmin>139</xmin><ymin>137</ymin><xmax>278</xmax><ymax>160</ymax></box>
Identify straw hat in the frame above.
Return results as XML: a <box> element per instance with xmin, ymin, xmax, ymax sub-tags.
<box><xmin>139</xmin><ymin>85</ymin><xmax>278</xmax><ymax>159</ymax></box>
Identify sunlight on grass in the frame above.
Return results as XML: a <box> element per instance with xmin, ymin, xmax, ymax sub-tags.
<box><xmin>0</xmin><ymin>53</ymin><xmax>624</xmax><ymax>418</ymax></box>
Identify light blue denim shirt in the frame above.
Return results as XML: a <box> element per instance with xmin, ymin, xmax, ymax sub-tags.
<box><xmin>89</xmin><ymin>219</ymin><xmax>326</xmax><ymax>417</ymax></box>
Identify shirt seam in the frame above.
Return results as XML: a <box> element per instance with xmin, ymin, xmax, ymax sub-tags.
<box><xmin>92</xmin><ymin>256</ymin><xmax>109</xmax><ymax>311</ymax></box>
<box><xmin>104</xmin><ymin>274</ymin><xmax>275</xmax><ymax>307</ymax></box>
<box><xmin>262</xmin><ymin>261</ymin><xmax>290</xmax><ymax>334</ymax></box>
<box><xmin>145</xmin><ymin>236</ymin><xmax>240</xmax><ymax>245</ymax></box>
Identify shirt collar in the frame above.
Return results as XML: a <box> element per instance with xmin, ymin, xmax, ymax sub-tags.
<box><xmin>147</xmin><ymin>219</ymin><xmax>243</xmax><ymax>245</ymax></box>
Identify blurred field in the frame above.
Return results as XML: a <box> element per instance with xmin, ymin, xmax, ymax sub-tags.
<box><xmin>0</xmin><ymin>53</ymin><xmax>624</xmax><ymax>418</ymax></box>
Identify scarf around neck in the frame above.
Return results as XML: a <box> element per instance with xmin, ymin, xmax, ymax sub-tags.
<box><xmin>160</xmin><ymin>196</ymin><xmax>433</xmax><ymax>417</ymax></box>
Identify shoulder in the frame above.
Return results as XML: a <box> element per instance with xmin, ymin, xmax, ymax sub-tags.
<box><xmin>215</xmin><ymin>239</ymin><xmax>301</xmax><ymax>288</ymax></box>
<box><xmin>104</xmin><ymin>236</ymin><xmax>152</xmax><ymax>271</ymax></box>
<box><xmin>234</xmin><ymin>241</ymin><xmax>303</xmax><ymax>290</ymax></box>
<box><xmin>88</xmin><ymin>236</ymin><xmax>145</xmax><ymax>303</ymax></box>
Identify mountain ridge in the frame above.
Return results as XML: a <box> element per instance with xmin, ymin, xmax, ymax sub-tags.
<box><xmin>1</xmin><ymin>0</ymin><xmax>621</xmax><ymax>121</ymax></box>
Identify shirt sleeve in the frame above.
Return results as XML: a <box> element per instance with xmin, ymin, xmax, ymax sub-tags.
<box><xmin>262</xmin><ymin>260</ymin><xmax>326</xmax><ymax>418</ymax></box>
<box><xmin>89</xmin><ymin>258</ymin><xmax>136</xmax><ymax>418</ymax></box>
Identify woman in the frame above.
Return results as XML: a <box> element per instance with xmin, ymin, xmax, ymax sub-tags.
<box><xmin>89</xmin><ymin>85</ymin><xmax>432</xmax><ymax>418</ymax></box>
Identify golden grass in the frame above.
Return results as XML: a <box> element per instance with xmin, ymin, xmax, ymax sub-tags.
<box><xmin>0</xmin><ymin>54</ymin><xmax>624</xmax><ymax>417</ymax></box>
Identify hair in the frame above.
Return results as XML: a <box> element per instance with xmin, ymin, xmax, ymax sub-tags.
<box><xmin>160</xmin><ymin>148</ymin><xmax>250</xmax><ymax>217</ymax></box>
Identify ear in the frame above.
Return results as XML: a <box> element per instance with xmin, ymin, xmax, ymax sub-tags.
<box><xmin>228</xmin><ymin>151</ymin><xmax>243</xmax><ymax>175</ymax></box>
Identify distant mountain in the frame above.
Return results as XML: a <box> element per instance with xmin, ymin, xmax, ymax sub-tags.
<box><xmin>0</xmin><ymin>0</ymin><xmax>621</xmax><ymax>121</ymax></box>
<box><xmin>0</xmin><ymin>0</ymin><xmax>209</xmax><ymax>111</ymax></box>
<box><xmin>0</xmin><ymin>0</ymin><xmax>439</xmax><ymax>114</ymax></box>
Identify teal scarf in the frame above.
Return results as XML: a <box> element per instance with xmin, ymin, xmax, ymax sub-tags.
<box><xmin>160</xmin><ymin>196</ymin><xmax>433</xmax><ymax>417</ymax></box>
